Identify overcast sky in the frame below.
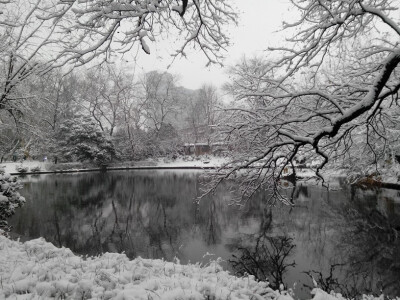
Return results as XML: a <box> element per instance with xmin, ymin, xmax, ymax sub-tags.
<box><xmin>123</xmin><ymin>1</ymin><xmax>293</xmax><ymax>90</ymax></box>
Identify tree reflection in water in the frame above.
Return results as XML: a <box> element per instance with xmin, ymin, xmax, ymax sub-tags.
<box><xmin>336</xmin><ymin>186</ymin><xmax>400</xmax><ymax>297</ymax></box>
<box><xmin>229</xmin><ymin>234</ymin><xmax>296</xmax><ymax>290</ymax></box>
<box><xmin>299</xmin><ymin>194</ymin><xmax>400</xmax><ymax>299</ymax></box>
<box><xmin>303</xmin><ymin>264</ymin><xmax>358</xmax><ymax>299</ymax></box>
<box><xmin>228</xmin><ymin>182</ymin><xmax>400</xmax><ymax>298</ymax></box>
<box><xmin>226</xmin><ymin>184</ymin><xmax>298</xmax><ymax>290</ymax></box>
<box><xmin>8</xmin><ymin>171</ymin><xmax>400</xmax><ymax>298</ymax></box>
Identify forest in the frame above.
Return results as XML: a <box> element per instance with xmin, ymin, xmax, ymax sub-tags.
<box><xmin>0</xmin><ymin>65</ymin><xmax>223</xmax><ymax>164</ymax></box>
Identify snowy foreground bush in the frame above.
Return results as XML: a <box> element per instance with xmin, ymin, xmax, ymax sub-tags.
<box><xmin>0</xmin><ymin>236</ymin><xmax>274</xmax><ymax>300</ymax></box>
<box><xmin>0</xmin><ymin>168</ymin><xmax>25</xmax><ymax>231</ymax></box>
<box><xmin>0</xmin><ymin>236</ymin><xmax>393</xmax><ymax>300</ymax></box>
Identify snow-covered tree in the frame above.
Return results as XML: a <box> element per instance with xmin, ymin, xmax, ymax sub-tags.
<box><xmin>0</xmin><ymin>0</ymin><xmax>236</xmax><ymax>117</ymax></box>
<box><xmin>218</xmin><ymin>0</ymin><xmax>400</xmax><ymax>202</ymax></box>
<box><xmin>56</xmin><ymin>116</ymin><xmax>116</xmax><ymax>165</ymax></box>
<box><xmin>0</xmin><ymin>0</ymin><xmax>237</xmax><ymax>161</ymax></box>
<box><xmin>0</xmin><ymin>70</ymin><xmax>85</xmax><ymax>161</ymax></box>
<box><xmin>0</xmin><ymin>0</ymin><xmax>74</xmax><ymax>115</ymax></box>
<box><xmin>0</xmin><ymin>115</ymin><xmax>20</xmax><ymax>162</ymax></box>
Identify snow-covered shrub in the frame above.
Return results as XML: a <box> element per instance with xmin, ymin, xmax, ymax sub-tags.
<box><xmin>56</xmin><ymin>116</ymin><xmax>116</xmax><ymax>166</ymax></box>
<box><xmin>45</xmin><ymin>162</ymin><xmax>89</xmax><ymax>172</ymax></box>
<box><xmin>1</xmin><ymin>235</ymin><xmax>395</xmax><ymax>300</ymax></box>
<box><xmin>0</xmin><ymin>168</ymin><xmax>25</xmax><ymax>232</ymax></box>
<box><xmin>16</xmin><ymin>165</ymin><xmax>28</xmax><ymax>173</ymax></box>
<box><xmin>30</xmin><ymin>166</ymin><xmax>41</xmax><ymax>172</ymax></box>
<box><xmin>0</xmin><ymin>236</ymin><xmax>283</xmax><ymax>300</ymax></box>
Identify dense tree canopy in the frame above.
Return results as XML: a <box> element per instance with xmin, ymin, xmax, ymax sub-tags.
<box><xmin>56</xmin><ymin>116</ymin><xmax>116</xmax><ymax>164</ymax></box>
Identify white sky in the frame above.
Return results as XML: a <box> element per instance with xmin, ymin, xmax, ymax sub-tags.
<box><xmin>123</xmin><ymin>0</ymin><xmax>293</xmax><ymax>90</ymax></box>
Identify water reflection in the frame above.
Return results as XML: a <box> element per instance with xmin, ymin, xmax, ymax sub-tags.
<box><xmin>229</xmin><ymin>233</ymin><xmax>296</xmax><ymax>290</ymax></box>
<box><xmin>9</xmin><ymin>171</ymin><xmax>400</xmax><ymax>298</ymax></box>
<box><xmin>336</xmin><ymin>187</ymin><xmax>400</xmax><ymax>297</ymax></box>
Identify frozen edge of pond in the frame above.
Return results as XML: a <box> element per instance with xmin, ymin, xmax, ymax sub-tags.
<box><xmin>0</xmin><ymin>234</ymin><xmax>389</xmax><ymax>300</ymax></box>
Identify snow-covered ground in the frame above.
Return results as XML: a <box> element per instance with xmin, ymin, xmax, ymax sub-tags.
<box><xmin>0</xmin><ymin>234</ymin><xmax>286</xmax><ymax>299</ymax></box>
<box><xmin>0</xmin><ymin>157</ymin><xmax>229</xmax><ymax>174</ymax></box>
<box><xmin>0</xmin><ymin>234</ymin><xmax>385</xmax><ymax>300</ymax></box>
<box><xmin>2</xmin><ymin>156</ymin><xmax>400</xmax><ymax>187</ymax></box>
<box><xmin>153</xmin><ymin>156</ymin><xmax>229</xmax><ymax>168</ymax></box>
<box><xmin>0</xmin><ymin>160</ymin><xmax>49</xmax><ymax>174</ymax></box>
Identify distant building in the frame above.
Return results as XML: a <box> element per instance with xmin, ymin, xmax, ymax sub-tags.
<box><xmin>182</xmin><ymin>142</ymin><xmax>229</xmax><ymax>156</ymax></box>
<box><xmin>183</xmin><ymin>143</ymin><xmax>210</xmax><ymax>156</ymax></box>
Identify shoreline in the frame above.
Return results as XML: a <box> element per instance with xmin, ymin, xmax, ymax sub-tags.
<box><xmin>4</xmin><ymin>159</ymin><xmax>400</xmax><ymax>191</ymax></box>
<box><xmin>8</xmin><ymin>165</ymin><xmax>218</xmax><ymax>176</ymax></box>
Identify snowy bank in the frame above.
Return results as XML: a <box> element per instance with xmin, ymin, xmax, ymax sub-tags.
<box><xmin>0</xmin><ymin>235</ymin><xmax>282</xmax><ymax>299</ymax></box>
<box><xmin>1</xmin><ymin>157</ymin><xmax>228</xmax><ymax>175</ymax></box>
<box><xmin>0</xmin><ymin>235</ymin><xmax>393</xmax><ymax>300</ymax></box>
<box><xmin>3</xmin><ymin>158</ymin><xmax>400</xmax><ymax>191</ymax></box>
<box><xmin>1</xmin><ymin>161</ymin><xmax>48</xmax><ymax>175</ymax></box>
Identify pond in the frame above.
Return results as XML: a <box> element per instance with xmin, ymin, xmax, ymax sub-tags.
<box><xmin>9</xmin><ymin>170</ymin><xmax>400</xmax><ymax>299</ymax></box>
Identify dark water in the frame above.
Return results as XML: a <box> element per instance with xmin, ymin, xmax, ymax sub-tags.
<box><xmin>8</xmin><ymin>170</ymin><xmax>400</xmax><ymax>299</ymax></box>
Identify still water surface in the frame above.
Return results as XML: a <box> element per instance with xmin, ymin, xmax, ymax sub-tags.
<box><xmin>9</xmin><ymin>170</ymin><xmax>400</xmax><ymax>298</ymax></box>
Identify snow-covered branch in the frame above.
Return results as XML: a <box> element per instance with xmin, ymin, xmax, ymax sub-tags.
<box><xmin>62</xmin><ymin>0</ymin><xmax>237</xmax><ymax>66</ymax></box>
<box><xmin>218</xmin><ymin>0</ymin><xmax>400</xmax><ymax>202</ymax></box>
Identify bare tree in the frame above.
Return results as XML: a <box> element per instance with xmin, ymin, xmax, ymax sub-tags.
<box><xmin>0</xmin><ymin>68</ymin><xmax>83</xmax><ymax>160</ymax></box>
<box><xmin>197</xmin><ymin>84</ymin><xmax>220</xmax><ymax>143</ymax></box>
<box><xmin>81</xmin><ymin>65</ymin><xmax>151</xmax><ymax>159</ymax></box>
<box><xmin>83</xmin><ymin>65</ymin><xmax>136</xmax><ymax>137</ymax></box>
<box><xmin>182</xmin><ymin>84</ymin><xmax>221</xmax><ymax>143</ymax></box>
<box><xmin>35</xmin><ymin>71</ymin><xmax>83</xmax><ymax>131</ymax></box>
<box><xmin>0</xmin><ymin>114</ymin><xmax>20</xmax><ymax>161</ymax></box>
<box><xmin>140</xmin><ymin>71</ymin><xmax>180</xmax><ymax>135</ymax></box>
<box><xmin>117</xmin><ymin>76</ymin><xmax>146</xmax><ymax>159</ymax></box>
<box><xmin>217</xmin><ymin>0</ymin><xmax>400</xmax><ymax>202</ymax></box>
<box><xmin>184</xmin><ymin>92</ymin><xmax>203</xmax><ymax>143</ymax></box>
<box><xmin>0</xmin><ymin>0</ymin><xmax>75</xmax><ymax>117</ymax></box>
<box><xmin>198</xmin><ymin>85</ymin><xmax>219</xmax><ymax>127</ymax></box>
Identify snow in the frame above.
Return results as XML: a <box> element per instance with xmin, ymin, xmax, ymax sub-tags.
<box><xmin>172</xmin><ymin>5</ymin><xmax>183</xmax><ymax>15</ymax></box>
<box><xmin>1</xmin><ymin>163</ymin><xmax>398</xmax><ymax>299</ymax></box>
<box><xmin>0</xmin><ymin>235</ymin><xmax>280</xmax><ymax>299</ymax></box>
<box><xmin>2</xmin><ymin>156</ymin><xmax>400</xmax><ymax>190</ymax></box>
<box><xmin>0</xmin><ymin>234</ymin><xmax>393</xmax><ymax>300</ymax></box>
<box><xmin>155</xmin><ymin>156</ymin><xmax>228</xmax><ymax>168</ymax></box>
<box><xmin>378</xmin><ymin>164</ymin><xmax>400</xmax><ymax>184</ymax></box>
<box><xmin>0</xmin><ymin>161</ymin><xmax>48</xmax><ymax>175</ymax></box>
<box><xmin>140</xmin><ymin>37</ymin><xmax>151</xmax><ymax>54</ymax></box>
<box><xmin>0</xmin><ymin>156</ymin><xmax>229</xmax><ymax>174</ymax></box>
